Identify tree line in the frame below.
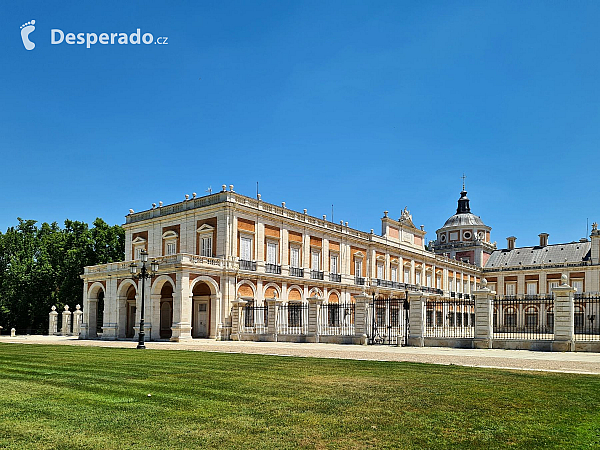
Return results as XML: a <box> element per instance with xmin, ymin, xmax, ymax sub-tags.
<box><xmin>0</xmin><ymin>218</ymin><xmax>124</xmax><ymax>334</ymax></box>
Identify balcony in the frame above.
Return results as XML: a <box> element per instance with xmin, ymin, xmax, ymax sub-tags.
<box><xmin>290</xmin><ymin>267</ymin><xmax>304</xmax><ymax>277</ymax></box>
<box><xmin>329</xmin><ymin>273</ymin><xmax>341</xmax><ymax>283</ymax></box>
<box><xmin>355</xmin><ymin>276</ymin><xmax>365</xmax><ymax>285</ymax></box>
<box><xmin>239</xmin><ymin>260</ymin><xmax>257</xmax><ymax>271</ymax></box>
<box><xmin>265</xmin><ymin>263</ymin><xmax>281</xmax><ymax>274</ymax></box>
<box><xmin>310</xmin><ymin>270</ymin><xmax>324</xmax><ymax>280</ymax></box>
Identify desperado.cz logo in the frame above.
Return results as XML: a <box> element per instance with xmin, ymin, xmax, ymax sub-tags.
<box><xmin>20</xmin><ymin>19</ymin><xmax>168</xmax><ymax>50</ymax></box>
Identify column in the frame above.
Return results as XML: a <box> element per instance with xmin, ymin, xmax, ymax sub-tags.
<box><xmin>307</xmin><ymin>297</ymin><xmax>323</xmax><ymax>343</ymax></box>
<box><xmin>230</xmin><ymin>299</ymin><xmax>247</xmax><ymax>341</ymax></box>
<box><xmin>80</xmin><ymin>283</ymin><xmax>89</xmax><ymax>339</ymax></box>
<box><xmin>407</xmin><ymin>291</ymin><xmax>425</xmax><ymax>347</ymax></box>
<box><xmin>171</xmin><ymin>271</ymin><xmax>192</xmax><ymax>341</ymax></box>
<box><xmin>473</xmin><ymin>279</ymin><xmax>494</xmax><ymax>349</ymax></box>
<box><xmin>265</xmin><ymin>298</ymin><xmax>280</xmax><ymax>341</ymax></box>
<box><xmin>553</xmin><ymin>274</ymin><xmax>575</xmax><ymax>352</ymax></box>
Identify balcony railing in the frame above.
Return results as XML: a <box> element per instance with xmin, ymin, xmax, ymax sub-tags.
<box><xmin>329</xmin><ymin>273</ymin><xmax>341</xmax><ymax>283</ymax></box>
<box><xmin>290</xmin><ymin>267</ymin><xmax>304</xmax><ymax>277</ymax></box>
<box><xmin>265</xmin><ymin>263</ymin><xmax>281</xmax><ymax>274</ymax></box>
<box><xmin>239</xmin><ymin>260</ymin><xmax>257</xmax><ymax>271</ymax></box>
<box><xmin>355</xmin><ymin>276</ymin><xmax>365</xmax><ymax>285</ymax></box>
<box><xmin>310</xmin><ymin>270</ymin><xmax>324</xmax><ymax>280</ymax></box>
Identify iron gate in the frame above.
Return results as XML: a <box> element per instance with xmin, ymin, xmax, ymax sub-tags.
<box><xmin>368</xmin><ymin>295</ymin><xmax>409</xmax><ymax>345</ymax></box>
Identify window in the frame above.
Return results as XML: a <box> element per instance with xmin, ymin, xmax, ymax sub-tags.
<box><xmin>404</xmin><ymin>268</ymin><xmax>411</xmax><ymax>284</ymax></box>
<box><xmin>426</xmin><ymin>273</ymin><xmax>432</xmax><ymax>288</ymax></box>
<box><xmin>506</xmin><ymin>283</ymin><xmax>516</xmax><ymax>296</ymax></box>
<box><xmin>572</xmin><ymin>280</ymin><xmax>584</xmax><ymax>294</ymax></box>
<box><xmin>415</xmin><ymin>271</ymin><xmax>421</xmax><ymax>285</ymax></box>
<box><xmin>267</xmin><ymin>242</ymin><xmax>277</xmax><ymax>264</ymax></box>
<box><xmin>391</xmin><ymin>266</ymin><xmax>397</xmax><ymax>282</ymax></box>
<box><xmin>548</xmin><ymin>281</ymin><xmax>559</xmax><ymax>293</ymax></box>
<box><xmin>311</xmin><ymin>251</ymin><xmax>320</xmax><ymax>270</ymax></box>
<box><xmin>436</xmin><ymin>275</ymin><xmax>442</xmax><ymax>290</ymax></box>
<box><xmin>330</xmin><ymin>255</ymin><xmax>338</xmax><ymax>274</ymax></box>
<box><xmin>377</xmin><ymin>263</ymin><xmax>384</xmax><ymax>280</ymax></box>
<box><xmin>456</xmin><ymin>279</ymin><xmax>461</xmax><ymax>293</ymax></box>
<box><xmin>240</xmin><ymin>236</ymin><xmax>252</xmax><ymax>261</ymax></box>
<box><xmin>135</xmin><ymin>246</ymin><xmax>145</xmax><ymax>260</ymax></box>
<box><xmin>355</xmin><ymin>260</ymin><xmax>363</xmax><ymax>277</ymax></box>
<box><xmin>290</xmin><ymin>247</ymin><xmax>300</xmax><ymax>268</ymax></box>
<box><xmin>527</xmin><ymin>282</ymin><xmax>537</xmax><ymax>296</ymax></box>
<box><xmin>162</xmin><ymin>231</ymin><xmax>178</xmax><ymax>257</ymax></box>
<box><xmin>201</xmin><ymin>236</ymin><xmax>212</xmax><ymax>257</ymax></box>
<box><xmin>166</xmin><ymin>242</ymin><xmax>176</xmax><ymax>256</ymax></box>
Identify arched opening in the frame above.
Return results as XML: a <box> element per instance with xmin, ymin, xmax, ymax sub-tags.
<box><xmin>96</xmin><ymin>291</ymin><xmax>105</xmax><ymax>336</ymax></box>
<box><xmin>192</xmin><ymin>281</ymin><xmax>212</xmax><ymax>338</ymax></box>
<box><xmin>160</xmin><ymin>283</ymin><xmax>173</xmax><ymax>339</ymax></box>
<box><xmin>126</xmin><ymin>286</ymin><xmax>137</xmax><ymax>338</ymax></box>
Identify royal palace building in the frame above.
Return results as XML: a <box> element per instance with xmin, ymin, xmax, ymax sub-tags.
<box><xmin>80</xmin><ymin>184</ymin><xmax>600</xmax><ymax>341</ymax></box>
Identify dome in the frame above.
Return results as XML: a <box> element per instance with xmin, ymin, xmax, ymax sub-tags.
<box><xmin>441</xmin><ymin>213</ymin><xmax>485</xmax><ymax>228</ymax></box>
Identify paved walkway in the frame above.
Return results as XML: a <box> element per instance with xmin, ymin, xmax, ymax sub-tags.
<box><xmin>2</xmin><ymin>335</ymin><xmax>600</xmax><ymax>375</ymax></box>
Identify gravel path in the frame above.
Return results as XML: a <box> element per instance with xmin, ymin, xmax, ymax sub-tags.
<box><xmin>2</xmin><ymin>335</ymin><xmax>600</xmax><ymax>375</ymax></box>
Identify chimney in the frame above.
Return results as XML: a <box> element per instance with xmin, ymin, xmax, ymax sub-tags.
<box><xmin>591</xmin><ymin>222</ymin><xmax>600</xmax><ymax>265</ymax></box>
<box><xmin>507</xmin><ymin>236</ymin><xmax>517</xmax><ymax>250</ymax></box>
<box><xmin>539</xmin><ymin>233</ymin><xmax>549</xmax><ymax>247</ymax></box>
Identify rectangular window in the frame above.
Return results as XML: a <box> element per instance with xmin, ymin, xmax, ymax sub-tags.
<box><xmin>355</xmin><ymin>260</ymin><xmax>363</xmax><ymax>276</ymax></box>
<box><xmin>527</xmin><ymin>282</ymin><xmax>537</xmax><ymax>295</ymax></box>
<box><xmin>404</xmin><ymin>268</ymin><xmax>411</xmax><ymax>284</ymax></box>
<box><xmin>267</xmin><ymin>242</ymin><xmax>277</xmax><ymax>264</ymax></box>
<box><xmin>135</xmin><ymin>247</ymin><xmax>144</xmax><ymax>260</ymax></box>
<box><xmin>201</xmin><ymin>237</ymin><xmax>212</xmax><ymax>257</ymax></box>
<box><xmin>240</xmin><ymin>236</ymin><xmax>252</xmax><ymax>261</ymax></box>
<box><xmin>548</xmin><ymin>281</ymin><xmax>559</xmax><ymax>293</ymax></box>
<box><xmin>506</xmin><ymin>283</ymin><xmax>516</xmax><ymax>296</ymax></box>
<box><xmin>456</xmin><ymin>279</ymin><xmax>461</xmax><ymax>293</ymax></box>
<box><xmin>573</xmin><ymin>280</ymin><xmax>584</xmax><ymax>294</ymax></box>
<box><xmin>415</xmin><ymin>271</ymin><xmax>421</xmax><ymax>285</ymax></box>
<box><xmin>436</xmin><ymin>275</ymin><xmax>442</xmax><ymax>290</ymax></box>
<box><xmin>377</xmin><ymin>263</ymin><xmax>383</xmax><ymax>279</ymax></box>
<box><xmin>391</xmin><ymin>266</ymin><xmax>397</xmax><ymax>282</ymax></box>
<box><xmin>290</xmin><ymin>247</ymin><xmax>300</xmax><ymax>268</ymax></box>
<box><xmin>330</xmin><ymin>255</ymin><xmax>338</xmax><ymax>274</ymax></box>
<box><xmin>166</xmin><ymin>242</ymin><xmax>176</xmax><ymax>256</ymax></box>
<box><xmin>311</xmin><ymin>251</ymin><xmax>320</xmax><ymax>270</ymax></box>
<box><xmin>426</xmin><ymin>274</ymin><xmax>432</xmax><ymax>288</ymax></box>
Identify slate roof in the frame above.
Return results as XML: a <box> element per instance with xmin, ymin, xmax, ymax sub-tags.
<box><xmin>485</xmin><ymin>241</ymin><xmax>591</xmax><ymax>268</ymax></box>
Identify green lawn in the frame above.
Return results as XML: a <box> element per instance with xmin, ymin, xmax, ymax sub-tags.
<box><xmin>0</xmin><ymin>344</ymin><xmax>599</xmax><ymax>449</ymax></box>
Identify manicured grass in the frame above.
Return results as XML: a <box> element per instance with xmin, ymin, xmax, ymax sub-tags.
<box><xmin>0</xmin><ymin>345</ymin><xmax>599</xmax><ymax>449</ymax></box>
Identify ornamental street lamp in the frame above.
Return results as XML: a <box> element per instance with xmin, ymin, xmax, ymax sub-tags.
<box><xmin>130</xmin><ymin>250</ymin><xmax>159</xmax><ymax>349</ymax></box>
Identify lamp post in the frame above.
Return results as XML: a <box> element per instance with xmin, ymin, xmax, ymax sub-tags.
<box><xmin>130</xmin><ymin>250</ymin><xmax>159</xmax><ymax>349</ymax></box>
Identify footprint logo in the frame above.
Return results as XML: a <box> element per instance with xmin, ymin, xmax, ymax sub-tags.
<box><xmin>20</xmin><ymin>20</ymin><xmax>36</xmax><ymax>50</ymax></box>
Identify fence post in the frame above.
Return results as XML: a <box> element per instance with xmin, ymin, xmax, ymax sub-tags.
<box><xmin>307</xmin><ymin>297</ymin><xmax>322</xmax><ymax>343</ymax></box>
<box><xmin>353</xmin><ymin>294</ymin><xmax>370</xmax><ymax>345</ymax></box>
<box><xmin>553</xmin><ymin>274</ymin><xmax>575</xmax><ymax>352</ymax></box>
<box><xmin>230</xmin><ymin>299</ymin><xmax>247</xmax><ymax>341</ymax></box>
<box><xmin>265</xmin><ymin>298</ymin><xmax>280</xmax><ymax>342</ymax></box>
<box><xmin>407</xmin><ymin>291</ymin><xmax>426</xmax><ymax>347</ymax></box>
<box><xmin>473</xmin><ymin>279</ymin><xmax>495</xmax><ymax>349</ymax></box>
<box><xmin>49</xmin><ymin>306</ymin><xmax>59</xmax><ymax>336</ymax></box>
<box><xmin>61</xmin><ymin>305</ymin><xmax>72</xmax><ymax>336</ymax></box>
<box><xmin>72</xmin><ymin>304</ymin><xmax>83</xmax><ymax>337</ymax></box>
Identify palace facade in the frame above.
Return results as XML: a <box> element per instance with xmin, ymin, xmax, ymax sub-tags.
<box><xmin>80</xmin><ymin>184</ymin><xmax>600</xmax><ymax>341</ymax></box>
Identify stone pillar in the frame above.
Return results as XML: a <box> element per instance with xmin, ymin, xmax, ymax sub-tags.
<box><xmin>149</xmin><ymin>293</ymin><xmax>161</xmax><ymax>341</ymax></box>
<box><xmin>307</xmin><ymin>297</ymin><xmax>323</xmax><ymax>343</ymax></box>
<box><xmin>473</xmin><ymin>279</ymin><xmax>495</xmax><ymax>349</ymax></box>
<box><xmin>80</xmin><ymin>282</ymin><xmax>89</xmax><ymax>339</ymax></box>
<box><xmin>10</xmin><ymin>328</ymin><xmax>16</xmax><ymax>337</ymax></box>
<box><xmin>230</xmin><ymin>299</ymin><xmax>247</xmax><ymax>341</ymax></box>
<box><xmin>353</xmin><ymin>294</ymin><xmax>370</xmax><ymax>345</ymax></box>
<box><xmin>407</xmin><ymin>291</ymin><xmax>425</xmax><ymax>347</ymax></box>
<box><xmin>49</xmin><ymin>306</ymin><xmax>59</xmax><ymax>336</ymax></box>
<box><xmin>61</xmin><ymin>305</ymin><xmax>72</xmax><ymax>336</ymax></box>
<box><xmin>553</xmin><ymin>274</ymin><xmax>575</xmax><ymax>352</ymax></box>
<box><xmin>72</xmin><ymin>305</ymin><xmax>83</xmax><ymax>337</ymax></box>
<box><xmin>171</xmin><ymin>271</ymin><xmax>192</xmax><ymax>342</ymax></box>
<box><xmin>265</xmin><ymin>298</ymin><xmax>280</xmax><ymax>341</ymax></box>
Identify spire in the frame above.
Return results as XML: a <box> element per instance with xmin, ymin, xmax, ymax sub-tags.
<box><xmin>456</xmin><ymin>189</ymin><xmax>471</xmax><ymax>214</ymax></box>
<box><xmin>461</xmin><ymin>173</ymin><xmax>466</xmax><ymax>191</ymax></box>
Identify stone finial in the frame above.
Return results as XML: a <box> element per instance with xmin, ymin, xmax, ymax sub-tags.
<box><xmin>345</xmin><ymin>222</ymin><xmax>348</xmax><ymax>227</ymax></box>
<box><xmin>159</xmin><ymin>201</ymin><xmax>163</xmax><ymax>207</ymax></box>
<box><xmin>152</xmin><ymin>203</ymin><xmax>156</xmax><ymax>209</ymax></box>
<box><xmin>257</xmin><ymin>194</ymin><xmax>261</xmax><ymax>200</ymax></box>
<box><xmin>222</xmin><ymin>184</ymin><xmax>227</xmax><ymax>192</ymax></box>
<box><xmin>192</xmin><ymin>192</ymin><xmax>197</xmax><ymax>198</ymax></box>
<box><xmin>51</xmin><ymin>305</ymin><xmax>56</xmax><ymax>312</ymax></box>
<box><xmin>383</xmin><ymin>211</ymin><xmax>388</xmax><ymax>218</ymax></box>
<box><xmin>229</xmin><ymin>185</ymin><xmax>234</xmax><ymax>192</ymax></box>
<box><xmin>282</xmin><ymin>202</ymin><xmax>286</xmax><ymax>208</ymax></box>
<box><xmin>129</xmin><ymin>209</ymin><xmax>134</xmax><ymax>214</ymax></box>
<box><xmin>561</xmin><ymin>273</ymin><xmax>568</xmax><ymax>286</ymax></box>
<box><xmin>322</xmin><ymin>215</ymin><xmax>326</xmax><ymax>220</ymax></box>
<box><xmin>64</xmin><ymin>305</ymin><xmax>69</xmax><ymax>311</ymax></box>
<box><xmin>303</xmin><ymin>209</ymin><xmax>307</xmax><ymax>214</ymax></box>
<box><xmin>76</xmin><ymin>304</ymin><xmax>81</xmax><ymax>310</ymax></box>
<box><xmin>370</xmin><ymin>229</ymin><xmax>374</xmax><ymax>234</ymax></box>
<box><xmin>340</xmin><ymin>220</ymin><xmax>343</xmax><ymax>225</ymax></box>
<box><xmin>481</xmin><ymin>278</ymin><xmax>488</xmax><ymax>288</ymax></box>
<box><xmin>185</xmin><ymin>194</ymin><xmax>190</xmax><ymax>200</ymax></box>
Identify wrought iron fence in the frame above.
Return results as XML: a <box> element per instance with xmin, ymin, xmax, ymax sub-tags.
<box><xmin>319</xmin><ymin>302</ymin><xmax>355</xmax><ymax>335</ymax></box>
<box><xmin>492</xmin><ymin>296</ymin><xmax>554</xmax><ymax>340</ymax></box>
<box><xmin>425</xmin><ymin>298</ymin><xmax>474</xmax><ymax>338</ymax></box>
<box><xmin>329</xmin><ymin>273</ymin><xmax>341</xmax><ymax>282</ymax></box>
<box><xmin>310</xmin><ymin>270</ymin><xmax>324</xmax><ymax>280</ymax></box>
<box><xmin>290</xmin><ymin>267</ymin><xmax>304</xmax><ymax>277</ymax></box>
<box><xmin>241</xmin><ymin>304</ymin><xmax>268</xmax><ymax>334</ymax></box>
<box><xmin>239</xmin><ymin>260</ymin><xmax>257</xmax><ymax>271</ymax></box>
<box><xmin>367</xmin><ymin>297</ymin><xmax>408</xmax><ymax>345</ymax></box>
<box><xmin>277</xmin><ymin>302</ymin><xmax>309</xmax><ymax>335</ymax></box>
<box><xmin>574</xmin><ymin>294</ymin><xmax>600</xmax><ymax>341</ymax></box>
<box><xmin>265</xmin><ymin>263</ymin><xmax>281</xmax><ymax>274</ymax></box>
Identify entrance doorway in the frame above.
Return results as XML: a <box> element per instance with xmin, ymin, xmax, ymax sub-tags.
<box><xmin>159</xmin><ymin>283</ymin><xmax>174</xmax><ymax>339</ymax></box>
<box><xmin>192</xmin><ymin>281</ymin><xmax>212</xmax><ymax>338</ymax></box>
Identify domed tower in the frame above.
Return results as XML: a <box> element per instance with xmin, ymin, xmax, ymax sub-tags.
<box><xmin>432</xmin><ymin>185</ymin><xmax>496</xmax><ymax>267</ymax></box>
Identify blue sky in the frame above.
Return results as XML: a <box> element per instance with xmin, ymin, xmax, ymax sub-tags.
<box><xmin>2</xmin><ymin>1</ymin><xmax>599</xmax><ymax>248</ymax></box>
